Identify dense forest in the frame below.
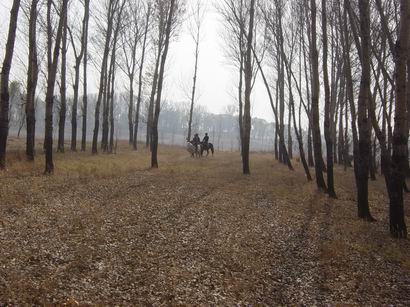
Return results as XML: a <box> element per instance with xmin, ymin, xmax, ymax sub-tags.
<box><xmin>0</xmin><ymin>0</ymin><xmax>409</xmax><ymax>241</ymax></box>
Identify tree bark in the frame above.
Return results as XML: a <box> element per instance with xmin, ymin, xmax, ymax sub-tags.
<box><xmin>338</xmin><ymin>88</ymin><xmax>345</xmax><ymax>165</ymax></box>
<box><xmin>151</xmin><ymin>0</ymin><xmax>175</xmax><ymax>168</ymax></box>
<box><xmin>252</xmin><ymin>47</ymin><xmax>293</xmax><ymax>171</ymax></box>
<box><xmin>81</xmin><ymin>0</ymin><xmax>90</xmax><ymax>152</ymax></box>
<box><xmin>57</xmin><ymin>11</ymin><xmax>68</xmax><ymax>153</ymax></box>
<box><xmin>356</xmin><ymin>0</ymin><xmax>374</xmax><ymax>220</ymax></box>
<box><xmin>44</xmin><ymin>0</ymin><xmax>68</xmax><ymax>174</ymax></box>
<box><xmin>187</xmin><ymin>16</ymin><xmax>201</xmax><ymax>142</ymax></box>
<box><xmin>0</xmin><ymin>0</ymin><xmax>21</xmax><ymax>170</ymax></box>
<box><xmin>133</xmin><ymin>4</ymin><xmax>151</xmax><ymax>150</ymax></box>
<box><xmin>92</xmin><ymin>0</ymin><xmax>117</xmax><ymax>154</ymax></box>
<box><xmin>286</xmin><ymin>63</ymin><xmax>311</xmax><ymax>180</ymax></box>
<box><xmin>322</xmin><ymin>0</ymin><xmax>337</xmax><ymax>198</ymax></box>
<box><xmin>309</xmin><ymin>0</ymin><xmax>327</xmax><ymax>191</ymax></box>
<box><xmin>146</xmin><ymin>47</ymin><xmax>162</xmax><ymax>149</ymax></box>
<box><xmin>389</xmin><ymin>0</ymin><xmax>410</xmax><ymax>238</ymax></box>
<box><xmin>238</xmin><ymin>49</ymin><xmax>244</xmax><ymax>157</ymax></box>
<box><xmin>241</xmin><ymin>0</ymin><xmax>256</xmax><ymax>175</ymax></box>
<box><xmin>128</xmin><ymin>82</ymin><xmax>134</xmax><ymax>145</ymax></box>
<box><xmin>70</xmin><ymin>1</ymin><xmax>88</xmax><ymax>152</ymax></box>
<box><xmin>25</xmin><ymin>0</ymin><xmax>38</xmax><ymax>161</ymax></box>
<box><xmin>288</xmin><ymin>106</ymin><xmax>293</xmax><ymax>160</ymax></box>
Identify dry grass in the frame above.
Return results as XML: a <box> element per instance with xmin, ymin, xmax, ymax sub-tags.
<box><xmin>0</xmin><ymin>137</ymin><xmax>409</xmax><ymax>305</ymax></box>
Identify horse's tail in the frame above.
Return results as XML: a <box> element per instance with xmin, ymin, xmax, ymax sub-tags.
<box><xmin>210</xmin><ymin>143</ymin><xmax>214</xmax><ymax>155</ymax></box>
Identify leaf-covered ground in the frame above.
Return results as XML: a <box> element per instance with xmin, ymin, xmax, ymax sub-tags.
<box><xmin>1</xmin><ymin>140</ymin><xmax>409</xmax><ymax>305</ymax></box>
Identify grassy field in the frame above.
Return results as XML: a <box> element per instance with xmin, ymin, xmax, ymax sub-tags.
<box><xmin>0</xmin><ymin>138</ymin><xmax>409</xmax><ymax>305</ymax></box>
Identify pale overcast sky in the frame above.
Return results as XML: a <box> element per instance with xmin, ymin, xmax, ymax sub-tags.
<box><xmin>0</xmin><ymin>0</ymin><xmax>273</xmax><ymax>122</ymax></box>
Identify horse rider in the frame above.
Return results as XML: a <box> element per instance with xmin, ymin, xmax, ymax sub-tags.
<box><xmin>202</xmin><ymin>133</ymin><xmax>209</xmax><ymax>148</ymax></box>
<box><xmin>192</xmin><ymin>133</ymin><xmax>201</xmax><ymax>151</ymax></box>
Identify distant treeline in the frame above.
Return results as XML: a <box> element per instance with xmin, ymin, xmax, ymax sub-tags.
<box><xmin>7</xmin><ymin>84</ymin><xmax>300</xmax><ymax>152</ymax></box>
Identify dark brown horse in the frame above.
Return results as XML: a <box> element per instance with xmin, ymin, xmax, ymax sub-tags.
<box><xmin>200</xmin><ymin>142</ymin><xmax>214</xmax><ymax>156</ymax></box>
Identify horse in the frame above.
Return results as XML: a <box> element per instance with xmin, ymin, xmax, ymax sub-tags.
<box><xmin>186</xmin><ymin>141</ymin><xmax>196</xmax><ymax>157</ymax></box>
<box><xmin>200</xmin><ymin>142</ymin><xmax>214</xmax><ymax>156</ymax></box>
<box><xmin>186</xmin><ymin>140</ymin><xmax>202</xmax><ymax>158</ymax></box>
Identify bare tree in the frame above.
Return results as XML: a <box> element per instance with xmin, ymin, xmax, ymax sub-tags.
<box><xmin>389</xmin><ymin>0</ymin><xmax>409</xmax><ymax>237</ymax></box>
<box><xmin>309</xmin><ymin>0</ymin><xmax>327</xmax><ymax>191</ymax></box>
<box><xmin>352</xmin><ymin>0</ymin><xmax>375</xmax><ymax>220</ymax></box>
<box><xmin>44</xmin><ymin>0</ymin><xmax>68</xmax><ymax>173</ymax></box>
<box><xmin>68</xmin><ymin>0</ymin><xmax>89</xmax><ymax>152</ymax></box>
<box><xmin>187</xmin><ymin>0</ymin><xmax>205</xmax><ymax>141</ymax></box>
<box><xmin>120</xmin><ymin>0</ymin><xmax>144</xmax><ymax>145</ymax></box>
<box><xmin>57</xmin><ymin>7</ymin><xmax>68</xmax><ymax>153</ymax></box>
<box><xmin>0</xmin><ymin>0</ymin><xmax>21</xmax><ymax>170</ymax></box>
<box><xmin>151</xmin><ymin>0</ymin><xmax>183</xmax><ymax>168</ymax></box>
<box><xmin>81</xmin><ymin>0</ymin><xmax>90</xmax><ymax>152</ymax></box>
<box><xmin>219</xmin><ymin>0</ymin><xmax>257</xmax><ymax>174</ymax></box>
<box><xmin>322</xmin><ymin>0</ymin><xmax>337</xmax><ymax>198</ymax></box>
<box><xmin>146</xmin><ymin>0</ymin><xmax>168</xmax><ymax>149</ymax></box>
<box><xmin>133</xmin><ymin>1</ymin><xmax>151</xmax><ymax>150</ymax></box>
<box><xmin>92</xmin><ymin>0</ymin><xmax>121</xmax><ymax>154</ymax></box>
<box><xmin>100</xmin><ymin>1</ymin><xmax>125</xmax><ymax>153</ymax></box>
<box><xmin>26</xmin><ymin>0</ymin><xmax>39</xmax><ymax>161</ymax></box>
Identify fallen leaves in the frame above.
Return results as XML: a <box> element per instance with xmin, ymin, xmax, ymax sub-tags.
<box><xmin>0</xmin><ymin>142</ymin><xmax>409</xmax><ymax>305</ymax></box>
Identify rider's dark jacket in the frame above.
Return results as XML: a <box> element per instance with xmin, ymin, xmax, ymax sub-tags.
<box><xmin>192</xmin><ymin>135</ymin><xmax>200</xmax><ymax>145</ymax></box>
<box><xmin>202</xmin><ymin>135</ymin><xmax>209</xmax><ymax>145</ymax></box>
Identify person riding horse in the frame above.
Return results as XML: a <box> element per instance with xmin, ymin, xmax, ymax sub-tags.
<box><xmin>200</xmin><ymin>133</ymin><xmax>214</xmax><ymax>156</ymax></box>
<box><xmin>202</xmin><ymin>133</ymin><xmax>209</xmax><ymax>147</ymax></box>
<box><xmin>191</xmin><ymin>133</ymin><xmax>201</xmax><ymax>152</ymax></box>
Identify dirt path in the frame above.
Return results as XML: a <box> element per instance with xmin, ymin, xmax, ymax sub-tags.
<box><xmin>0</xmin><ymin>146</ymin><xmax>409</xmax><ymax>305</ymax></box>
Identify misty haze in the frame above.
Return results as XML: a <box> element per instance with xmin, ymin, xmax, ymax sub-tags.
<box><xmin>0</xmin><ymin>0</ymin><xmax>409</xmax><ymax>305</ymax></box>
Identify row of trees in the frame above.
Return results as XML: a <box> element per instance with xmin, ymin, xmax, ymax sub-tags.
<box><xmin>219</xmin><ymin>0</ymin><xmax>409</xmax><ymax>238</ymax></box>
<box><xmin>0</xmin><ymin>0</ymin><xmax>187</xmax><ymax>172</ymax></box>
<box><xmin>0</xmin><ymin>0</ymin><xmax>408</xmax><ymax>237</ymax></box>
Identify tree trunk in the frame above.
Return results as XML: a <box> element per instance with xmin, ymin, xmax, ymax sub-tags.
<box><xmin>274</xmin><ymin>78</ymin><xmax>279</xmax><ymax>160</ymax></box>
<box><xmin>81</xmin><ymin>0</ymin><xmax>90</xmax><ymax>152</ymax></box>
<box><xmin>133</xmin><ymin>4</ymin><xmax>150</xmax><ymax>150</ymax></box>
<box><xmin>151</xmin><ymin>0</ymin><xmax>175</xmax><ymax>168</ymax></box>
<box><xmin>389</xmin><ymin>0</ymin><xmax>410</xmax><ymax>238</ymax></box>
<box><xmin>26</xmin><ymin>0</ymin><xmax>38</xmax><ymax>161</ymax></box>
<box><xmin>57</xmin><ymin>12</ymin><xmax>68</xmax><ymax>153</ymax></box>
<box><xmin>238</xmin><ymin>49</ymin><xmax>244</xmax><ymax>157</ymax></box>
<box><xmin>288</xmin><ymin>106</ymin><xmax>293</xmax><ymax>160</ymax></box>
<box><xmin>109</xmin><ymin>75</ymin><xmax>115</xmax><ymax>153</ymax></box>
<box><xmin>338</xmin><ymin>92</ymin><xmax>345</xmax><ymax>165</ymax></box>
<box><xmin>287</xmin><ymin>64</ymin><xmax>311</xmax><ymax>180</ymax></box>
<box><xmin>322</xmin><ymin>0</ymin><xmax>336</xmax><ymax>198</ymax></box>
<box><xmin>147</xmin><ymin>48</ymin><xmax>161</xmax><ymax>149</ymax></box>
<box><xmin>241</xmin><ymin>0</ymin><xmax>256</xmax><ymax>175</ymax></box>
<box><xmin>108</xmin><ymin>11</ymin><xmax>122</xmax><ymax>153</ymax></box>
<box><xmin>70</xmin><ymin>5</ymin><xmax>88</xmax><ymax>153</ymax></box>
<box><xmin>128</xmin><ymin>83</ymin><xmax>134</xmax><ymax>145</ymax></box>
<box><xmin>0</xmin><ymin>0</ymin><xmax>21</xmax><ymax>169</ymax></box>
<box><xmin>101</xmin><ymin>62</ymin><xmax>111</xmax><ymax>152</ymax></box>
<box><xmin>187</xmin><ymin>24</ymin><xmax>200</xmax><ymax>142</ymax></box>
<box><xmin>310</xmin><ymin>0</ymin><xmax>327</xmax><ymax>191</ymax></box>
<box><xmin>44</xmin><ymin>0</ymin><xmax>67</xmax><ymax>174</ymax></box>
<box><xmin>356</xmin><ymin>0</ymin><xmax>374</xmax><ymax>220</ymax></box>
<box><xmin>71</xmin><ymin>56</ymin><xmax>81</xmax><ymax>152</ymax></box>
<box><xmin>344</xmin><ymin>86</ymin><xmax>351</xmax><ymax>170</ymax></box>
<box><xmin>92</xmin><ymin>1</ymin><xmax>116</xmax><ymax>154</ymax></box>
<box><xmin>279</xmin><ymin>59</ymin><xmax>285</xmax><ymax>163</ymax></box>
<box><xmin>252</xmin><ymin>47</ymin><xmax>293</xmax><ymax>171</ymax></box>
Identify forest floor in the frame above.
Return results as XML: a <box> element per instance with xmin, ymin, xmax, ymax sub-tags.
<box><xmin>0</xmin><ymin>138</ymin><xmax>409</xmax><ymax>305</ymax></box>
